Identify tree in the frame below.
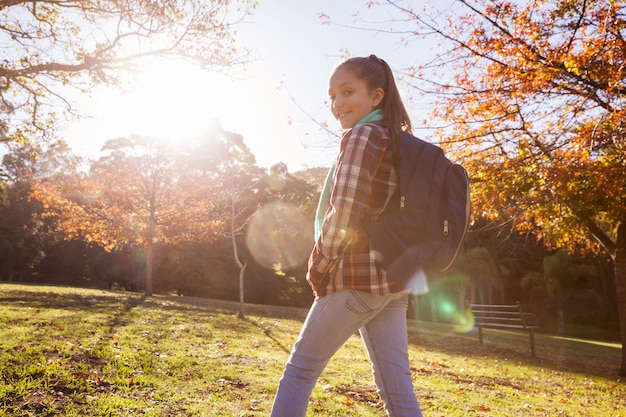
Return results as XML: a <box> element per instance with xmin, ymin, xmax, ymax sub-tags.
<box><xmin>370</xmin><ymin>0</ymin><xmax>626</xmax><ymax>375</ymax></box>
<box><xmin>223</xmin><ymin>143</ymin><xmax>317</xmax><ymax>317</ymax></box>
<box><xmin>456</xmin><ymin>247</ymin><xmax>502</xmax><ymax>305</ymax></box>
<box><xmin>243</xmin><ymin>163</ymin><xmax>318</xmax><ymax>308</ymax></box>
<box><xmin>34</xmin><ymin>134</ymin><xmax>228</xmax><ymax>296</ymax></box>
<box><xmin>522</xmin><ymin>250</ymin><xmax>600</xmax><ymax>335</ymax></box>
<box><xmin>465</xmin><ymin>215</ymin><xmax>548</xmax><ymax>301</ymax></box>
<box><xmin>0</xmin><ymin>140</ymin><xmax>78</xmax><ymax>281</ymax></box>
<box><xmin>221</xmin><ymin>130</ymin><xmax>262</xmax><ymax>319</ymax></box>
<box><xmin>0</xmin><ymin>0</ymin><xmax>255</xmax><ymax>145</ymax></box>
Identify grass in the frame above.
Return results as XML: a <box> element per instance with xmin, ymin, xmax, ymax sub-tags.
<box><xmin>0</xmin><ymin>283</ymin><xmax>624</xmax><ymax>417</ymax></box>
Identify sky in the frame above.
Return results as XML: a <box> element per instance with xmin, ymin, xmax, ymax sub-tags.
<box><xmin>62</xmin><ymin>0</ymin><xmax>436</xmax><ymax>172</ymax></box>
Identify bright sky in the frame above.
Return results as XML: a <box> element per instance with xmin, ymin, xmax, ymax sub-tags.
<box><xmin>62</xmin><ymin>0</ymin><xmax>435</xmax><ymax>172</ymax></box>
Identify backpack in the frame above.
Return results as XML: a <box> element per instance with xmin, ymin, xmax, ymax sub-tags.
<box><xmin>367</xmin><ymin>131</ymin><xmax>471</xmax><ymax>287</ymax></box>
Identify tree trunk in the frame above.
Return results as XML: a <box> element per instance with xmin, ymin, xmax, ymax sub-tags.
<box><xmin>499</xmin><ymin>278</ymin><xmax>506</xmax><ymax>304</ymax></box>
<box><xmin>238</xmin><ymin>261</ymin><xmax>247</xmax><ymax>319</ymax></box>
<box><xmin>459</xmin><ymin>284</ymin><xmax>467</xmax><ymax>313</ymax></box>
<box><xmin>615</xmin><ymin>222</ymin><xmax>626</xmax><ymax>376</ymax></box>
<box><xmin>556</xmin><ymin>296</ymin><xmax>565</xmax><ymax>336</ymax></box>
<box><xmin>145</xmin><ymin>238</ymin><xmax>153</xmax><ymax>297</ymax></box>
<box><xmin>145</xmin><ymin>207</ymin><xmax>156</xmax><ymax>297</ymax></box>
<box><xmin>230</xmin><ymin>184</ymin><xmax>247</xmax><ymax>319</ymax></box>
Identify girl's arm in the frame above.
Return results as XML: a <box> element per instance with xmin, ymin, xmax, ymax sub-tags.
<box><xmin>307</xmin><ymin>124</ymin><xmax>390</xmax><ymax>292</ymax></box>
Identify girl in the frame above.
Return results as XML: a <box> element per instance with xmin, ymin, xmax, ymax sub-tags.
<box><xmin>270</xmin><ymin>55</ymin><xmax>423</xmax><ymax>417</ymax></box>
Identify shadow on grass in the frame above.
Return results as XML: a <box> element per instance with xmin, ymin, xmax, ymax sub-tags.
<box><xmin>242</xmin><ymin>317</ymin><xmax>292</xmax><ymax>354</ymax></box>
<box><xmin>0</xmin><ymin>286</ymin><xmax>142</xmax><ymax>311</ymax></box>
<box><xmin>144</xmin><ymin>295</ymin><xmax>304</xmax><ymax>354</ymax></box>
<box><xmin>0</xmin><ymin>284</ymin><xmax>297</xmax><ymax>378</ymax></box>
<box><xmin>0</xmin><ymin>285</ymin><xmax>150</xmax><ymax>361</ymax></box>
<box><xmin>0</xmin><ymin>283</ymin><xmax>301</xmax><ymax>324</ymax></box>
<box><xmin>0</xmin><ymin>285</ymin><xmax>146</xmax><ymax>328</ymax></box>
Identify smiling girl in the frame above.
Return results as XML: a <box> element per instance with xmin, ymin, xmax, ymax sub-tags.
<box><xmin>270</xmin><ymin>55</ymin><xmax>422</xmax><ymax>417</ymax></box>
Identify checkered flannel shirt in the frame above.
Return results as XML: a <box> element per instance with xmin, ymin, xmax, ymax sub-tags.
<box><xmin>307</xmin><ymin>123</ymin><xmax>401</xmax><ymax>298</ymax></box>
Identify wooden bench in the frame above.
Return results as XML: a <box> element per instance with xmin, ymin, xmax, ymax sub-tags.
<box><xmin>470</xmin><ymin>302</ymin><xmax>540</xmax><ymax>357</ymax></box>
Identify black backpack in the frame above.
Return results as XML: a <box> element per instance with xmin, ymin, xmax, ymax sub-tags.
<box><xmin>367</xmin><ymin>132</ymin><xmax>471</xmax><ymax>285</ymax></box>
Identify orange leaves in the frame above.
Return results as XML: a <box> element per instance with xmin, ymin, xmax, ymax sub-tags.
<box><xmin>30</xmin><ymin>134</ymin><xmax>248</xmax><ymax>253</ymax></box>
<box><xmin>563</xmin><ymin>59</ymin><xmax>581</xmax><ymax>75</ymax></box>
<box><xmin>476</xmin><ymin>403</ymin><xmax>491</xmax><ymax>412</ymax></box>
<box><xmin>424</xmin><ymin>0</ymin><xmax>626</xmax><ymax>255</ymax></box>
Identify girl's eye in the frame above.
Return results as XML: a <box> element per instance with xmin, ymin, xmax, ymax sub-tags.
<box><xmin>343</xmin><ymin>90</ymin><xmax>353</xmax><ymax>96</ymax></box>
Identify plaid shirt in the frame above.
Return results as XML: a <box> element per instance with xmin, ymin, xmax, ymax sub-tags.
<box><xmin>307</xmin><ymin>123</ymin><xmax>400</xmax><ymax>298</ymax></box>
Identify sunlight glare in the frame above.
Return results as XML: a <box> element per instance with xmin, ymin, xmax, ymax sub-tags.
<box><xmin>64</xmin><ymin>58</ymin><xmax>316</xmax><ymax>171</ymax></box>
<box><xmin>116</xmin><ymin>62</ymin><xmax>240</xmax><ymax>142</ymax></box>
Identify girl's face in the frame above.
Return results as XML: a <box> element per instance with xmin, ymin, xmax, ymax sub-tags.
<box><xmin>328</xmin><ymin>66</ymin><xmax>384</xmax><ymax>129</ymax></box>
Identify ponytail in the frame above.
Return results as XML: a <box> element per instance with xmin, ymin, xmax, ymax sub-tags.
<box><xmin>335</xmin><ymin>55</ymin><xmax>412</xmax><ymax>161</ymax></box>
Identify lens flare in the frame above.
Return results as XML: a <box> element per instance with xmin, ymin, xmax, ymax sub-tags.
<box><xmin>427</xmin><ymin>274</ymin><xmax>476</xmax><ymax>334</ymax></box>
<box><xmin>246</xmin><ymin>202</ymin><xmax>314</xmax><ymax>272</ymax></box>
<box><xmin>453</xmin><ymin>309</ymin><xmax>475</xmax><ymax>334</ymax></box>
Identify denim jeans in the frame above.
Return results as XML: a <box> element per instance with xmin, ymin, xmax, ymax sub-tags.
<box><xmin>270</xmin><ymin>289</ymin><xmax>422</xmax><ymax>417</ymax></box>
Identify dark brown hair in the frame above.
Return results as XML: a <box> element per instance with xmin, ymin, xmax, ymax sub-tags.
<box><xmin>335</xmin><ymin>55</ymin><xmax>412</xmax><ymax>148</ymax></box>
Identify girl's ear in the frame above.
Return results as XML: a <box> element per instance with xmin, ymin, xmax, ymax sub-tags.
<box><xmin>372</xmin><ymin>87</ymin><xmax>385</xmax><ymax>107</ymax></box>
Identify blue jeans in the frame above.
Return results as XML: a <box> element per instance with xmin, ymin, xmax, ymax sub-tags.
<box><xmin>270</xmin><ymin>289</ymin><xmax>422</xmax><ymax>417</ymax></box>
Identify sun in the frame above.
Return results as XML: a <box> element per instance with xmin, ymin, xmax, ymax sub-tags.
<box><xmin>64</xmin><ymin>57</ymin><xmax>320</xmax><ymax>171</ymax></box>
<box><xmin>112</xmin><ymin>61</ymin><xmax>240</xmax><ymax>142</ymax></box>
<box><xmin>65</xmin><ymin>60</ymin><xmax>247</xmax><ymax>157</ymax></box>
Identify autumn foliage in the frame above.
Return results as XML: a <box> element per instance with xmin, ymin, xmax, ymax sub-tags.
<box><xmin>32</xmin><ymin>130</ymin><xmax>262</xmax><ymax>295</ymax></box>
<box><xmin>388</xmin><ymin>0</ymin><xmax>626</xmax><ymax>374</ymax></box>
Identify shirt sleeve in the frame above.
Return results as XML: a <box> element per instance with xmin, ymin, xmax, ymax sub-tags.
<box><xmin>307</xmin><ymin>124</ymin><xmax>389</xmax><ymax>287</ymax></box>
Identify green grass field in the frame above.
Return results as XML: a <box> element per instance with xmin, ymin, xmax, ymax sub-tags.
<box><xmin>0</xmin><ymin>283</ymin><xmax>623</xmax><ymax>416</ymax></box>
